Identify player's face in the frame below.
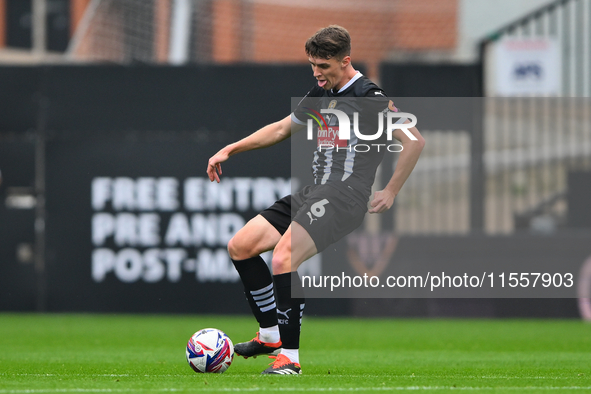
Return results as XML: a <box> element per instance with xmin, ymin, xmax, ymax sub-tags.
<box><xmin>309</xmin><ymin>56</ymin><xmax>350</xmax><ymax>91</ymax></box>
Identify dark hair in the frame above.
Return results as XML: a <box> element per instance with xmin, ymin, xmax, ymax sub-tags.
<box><xmin>305</xmin><ymin>25</ymin><xmax>351</xmax><ymax>60</ymax></box>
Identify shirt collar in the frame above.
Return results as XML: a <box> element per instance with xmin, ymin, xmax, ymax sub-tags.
<box><xmin>333</xmin><ymin>71</ymin><xmax>363</xmax><ymax>94</ymax></box>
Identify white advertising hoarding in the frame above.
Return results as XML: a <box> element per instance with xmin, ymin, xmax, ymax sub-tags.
<box><xmin>494</xmin><ymin>38</ymin><xmax>561</xmax><ymax>96</ymax></box>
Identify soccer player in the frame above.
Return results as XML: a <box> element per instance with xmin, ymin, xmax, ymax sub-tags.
<box><xmin>206</xmin><ymin>25</ymin><xmax>424</xmax><ymax>374</ymax></box>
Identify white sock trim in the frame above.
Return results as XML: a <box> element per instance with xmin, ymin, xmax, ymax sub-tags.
<box><xmin>280</xmin><ymin>348</ymin><xmax>299</xmax><ymax>364</ymax></box>
<box><xmin>259</xmin><ymin>325</ymin><xmax>280</xmax><ymax>343</ymax></box>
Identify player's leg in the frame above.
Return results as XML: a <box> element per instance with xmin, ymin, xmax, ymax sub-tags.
<box><xmin>273</xmin><ymin>222</ymin><xmax>318</xmax><ymax>274</ymax></box>
<box><xmin>262</xmin><ymin>186</ymin><xmax>367</xmax><ymax>374</ymax></box>
<box><xmin>228</xmin><ymin>214</ymin><xmax>281</xmax><ymax>260</ymax></box>
<box><xmin>262</xmin><ymin>222</ymin><xmax>316</xmax><ymax>375</ymax></box>
<box><xmin>228</xmin><ymin>214</ymin><xmax>283</xmax><ymax>356</ymax></box>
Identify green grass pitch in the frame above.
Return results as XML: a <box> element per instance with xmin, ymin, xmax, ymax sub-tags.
<box><xmin>0</xmin><ymin>313</ymin><xmax>590</xmax><ymax>393</ymax></box>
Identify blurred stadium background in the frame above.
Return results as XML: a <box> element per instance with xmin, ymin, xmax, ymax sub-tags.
<box><xmin>1</xmin><ymin>0</ymin><xmax>591</xmax><ymax>319</ymax></box>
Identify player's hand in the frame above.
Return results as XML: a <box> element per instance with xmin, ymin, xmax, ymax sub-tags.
<box><xmin>368</xmin><ymin>189</ymin><xmax>395</xmax><ymax>214</ymax></box>
<box><xmin>207</xmin><ymin>149</ymin><xmax>229</xmax><ymax>183</ymax></box>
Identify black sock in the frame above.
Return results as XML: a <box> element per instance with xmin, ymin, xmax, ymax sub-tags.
<box><xmin>232</xmin><ymin>256</ymin><xmax>278</xmax><ymax>328</ymax></box>
<box><xmin>274</xmin><ymin>272</ymin><xmax>305</xmax><ymax>349</ymax></box>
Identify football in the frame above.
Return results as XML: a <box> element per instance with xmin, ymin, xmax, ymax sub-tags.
<box><xmin>186</xmin><ymin>328</ymin><xmax>234</xmax><ymax>373</ymax></box>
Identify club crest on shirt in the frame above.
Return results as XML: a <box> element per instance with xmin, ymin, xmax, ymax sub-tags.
<box><xmin>322</xmin><ymin>100</ymin><xmax>338</xmax><ymax>126</ymax></box>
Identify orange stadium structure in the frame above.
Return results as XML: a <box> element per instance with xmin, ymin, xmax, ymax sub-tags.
<box><xmin>62</xmin><ymin>0</ymin><xmax>457</xmax><ymax>79</ymax></box>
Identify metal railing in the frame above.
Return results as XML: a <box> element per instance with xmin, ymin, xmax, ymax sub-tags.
<box><xmin>393</xmin><ymin>0</ymin><xmax>591</xmax><ymax>235</ymax></box>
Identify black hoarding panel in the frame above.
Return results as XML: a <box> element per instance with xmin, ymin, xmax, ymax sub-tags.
<box><xmin>43</xmin><ymin>65</ymin><xmax>314</xmax><ymax>134</ymax></box>
<box><xmin>0</xmin><ymin>67</ymin><xmax>39</xmax><ymax>133</ymax></box>
<box><xmin>1</xmin><ymin>64</ymin><xmax>353</xmax><ymax>315</ymax></box>
<box><xmin>567</xmin><ymin>171</ymin><xmax>591</xmax><ymax>228</ymax></box>
<box><xmin>0</xmin><ymin>207</ymin><xmax>36</xmax><ymax>311</ymax></box>
<box><xmin>0</xmin><ymin>141</ymin><xmax>36</xmax><ymax>311</ymax></box>
<box><xmin>349</xmin><ymin>298</ymin><xmax>579</xmax><ymax>318</ymax></box>
<box><xmin>380</xmin><ymin>64</ymin><xmax>482</xmax><ymax>97</ymax></box>
<box><xmin>45</xmin><ymin>138</ymin><xmax>290</xmax><ymax>313</ymax></box>
<box><xmin>378</xmin><ymin>64</ymin><xmax>482</xmax><ymax>132</ymax></box>
<box><xmin>0</xmin><ymin>140</ymin><xmax>35</xmax><ymax>187</ymax></box>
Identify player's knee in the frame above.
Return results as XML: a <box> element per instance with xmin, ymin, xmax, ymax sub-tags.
<box><xmin>228</xmin><ymin>233</ymin><xmax>266</xmax><ymax>261</ymax></box>
<box><xmin>227</xmin><ymin>235</ymin><xmax>248</xmax><ymax>261</ymax></box>
<box><xmin>271</xmin><ymin>249</ymin><xmax>291</xmax><ymax>274</ymax></box>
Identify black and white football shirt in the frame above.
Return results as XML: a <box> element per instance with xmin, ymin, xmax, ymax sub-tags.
<box><xmin>291</xmin><ymin>72</ymin><xmax>402</xmax><ymax>207</ymax></box>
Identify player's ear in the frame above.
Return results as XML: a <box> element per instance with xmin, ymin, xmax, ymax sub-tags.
<box><xmin>340</xmin><ymin>56</ymin><xmax>351</xmax><ymax>68</ymax></box>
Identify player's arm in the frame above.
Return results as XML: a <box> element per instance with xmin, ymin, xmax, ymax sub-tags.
<box><xmin>368</xmin><ymin>121</ymin><xmax>425</xmax><ymax>214</ymax></box>
<box><xmin>207</xmin><ymin>115</ymin><xmax>305</xmax><ymax>183</ymax></box>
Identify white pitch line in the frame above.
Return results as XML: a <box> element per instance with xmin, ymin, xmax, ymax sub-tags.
<box><xmin>0</xmin><ymin>374</ymin><xmax>580</xmax><ymax>380</ymax></box>
<box><xmin>1</xmin><ymin>387</ymin><xmax>591</xmax><ymax>393</ymax></box>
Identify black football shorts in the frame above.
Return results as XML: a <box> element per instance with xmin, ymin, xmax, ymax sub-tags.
<box><xmin>259</xmin><ymin>184</ymin><xmax>367</xmax><ymax>252</ymax></box>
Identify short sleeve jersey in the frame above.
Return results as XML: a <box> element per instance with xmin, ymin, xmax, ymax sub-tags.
<box><xmin>291</xmin><ymin>72</ymin><xmax>400</xmax><ymax>207</ymax></box>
